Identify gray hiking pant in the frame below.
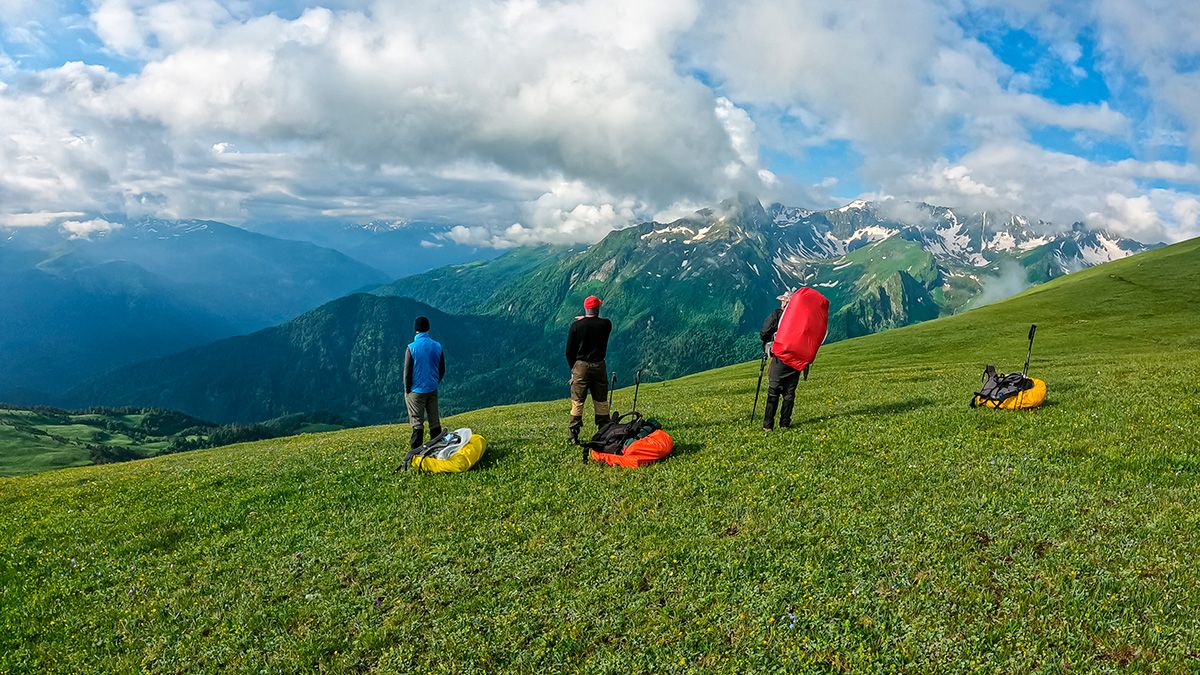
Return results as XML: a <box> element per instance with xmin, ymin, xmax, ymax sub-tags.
<box><xmin>405</xmin><ymin>391</ymin><xmax>440</xmax><ymax>430</ymax></box>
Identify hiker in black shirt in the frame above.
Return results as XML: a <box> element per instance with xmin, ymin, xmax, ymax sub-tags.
<box><xmin>760</xmin><ymin>306</ymin><xmax>783</xmax><ymax>348</ymax></box>
<box><xmin>761</xmin><ymin>290</ymin><xmax>803</xmax><ymax>431</ymax></box>
<box><xmin>565</xmin><ymin>295</ymin><xmax>612</xmax><ymax>445</ymax></box>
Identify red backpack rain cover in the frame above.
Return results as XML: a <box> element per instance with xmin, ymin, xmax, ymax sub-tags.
<box><xmin>770</xmin><ymin>288</ymin><xmax>830</xmax><ymax>371</ymax></box>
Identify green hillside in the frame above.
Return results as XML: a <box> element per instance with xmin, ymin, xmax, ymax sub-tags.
<box><xmin>69</xmin><ymin>295</ymin><xmax>553</xmax><ymax>425</ymax></box>
<box><xmin>2</xmin><ymin>239</ymin><xmax>1198</xmax><ymax>672</ymax></box>
<box><xmin>0</xmin><ymin>406</ymin><xmax>349</xmax><ymax>477</ymax></box>
<box><xmin>0</xmin><ymin>219</ymin><xmax>389</xmax><ymax>399</ymax></box>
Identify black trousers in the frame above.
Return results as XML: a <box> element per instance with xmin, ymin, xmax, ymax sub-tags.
<box><xmin>763</xmin><ymin>359</ymin><xmax>800</xmax><ymax>429</ymax></box>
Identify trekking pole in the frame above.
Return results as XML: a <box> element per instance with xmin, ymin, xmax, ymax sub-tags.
<box><xmin>750</xmin><ymin>347</ymin><xmax>769</xmax><ymax>422</ymax></box>
<box><xmin>1022</xmin><ymin>324</ymin><xmax>1037</xmax><ymax>377</ymax></box>
<box><xmin>631</xmin><ymin>369</ymin><xmax>643</xmax><ymax>415</ymax></box>
<box><xmin>609</xmin><ymin>372</ymin><xmax>618</xmax><ymax>413</ymax></box>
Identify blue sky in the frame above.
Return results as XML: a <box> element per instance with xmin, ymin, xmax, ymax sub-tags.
<box><xmin>1</xmin><ymin>0</ymin><xmax>1198</xmax><ymax>244</ymax></box>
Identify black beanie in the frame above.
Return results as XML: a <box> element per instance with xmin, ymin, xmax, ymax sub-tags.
<box><xmin>414</xmin><ymin>316</ymin><xmax>430</xmax><ymax>333</ymax></box>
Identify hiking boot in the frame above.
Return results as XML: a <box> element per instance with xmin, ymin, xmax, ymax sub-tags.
<box><xmin>569</xmin><ymin>415</ymin><xmax>583</xmax><ymax>445</ymax></box>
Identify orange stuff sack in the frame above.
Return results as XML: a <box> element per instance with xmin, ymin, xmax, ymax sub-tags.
<box><xmin>590</xmin><ymin>430</ymin><xmax>674</xmax><ymax>468</ymax></box>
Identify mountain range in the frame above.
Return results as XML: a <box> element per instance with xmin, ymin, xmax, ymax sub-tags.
<box><xmin>67</xmin><ymin>295</ymin><xmax>544</xmax><ymax>424</ymax></box>
<box><xmin>247</xmin><ymin>219</ymin><xmax>502</xmax><ymax>278</ymax></box>
<box><xmin>70</xmin><ymin>196</ymin><xmax>1161</xmax><ymax>423</ymax></box>
<box><xmin>0</xmin><ymin>218</ymin><xmax>388</xmax><ymax>399</ymax></box>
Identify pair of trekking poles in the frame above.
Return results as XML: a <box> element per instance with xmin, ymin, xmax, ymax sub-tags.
<box><xmin>608</xmin><ymin>368</ymin><xmax>642</xmax><ymax>418</ymax></box>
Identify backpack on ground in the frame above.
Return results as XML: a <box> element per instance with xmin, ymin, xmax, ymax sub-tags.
<box><xmin>970</xmin><ymin>366</ymin><xmax>1047</xmax><ymax>410</ymax></box>
<box><xmin>400</xmin><ymin>427</ymin><xmax>487</xmax><ymax>473</ymax></box>
<box><xmin>970</xmin><ymin>325</ymin><xmax>1047</xmax><ymax>410</ymax></box>
<box><xmin>583</xmin><ymin>412</ymin><xmax>673</xmax><ymax>468</ymax></box>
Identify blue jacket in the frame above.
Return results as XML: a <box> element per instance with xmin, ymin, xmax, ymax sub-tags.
<box><xmin>404</xmin><ymin>332</ymin><xmax>445</xmax><ymax>394</ymax></box>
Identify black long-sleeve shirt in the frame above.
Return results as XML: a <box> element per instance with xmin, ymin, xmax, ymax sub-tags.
<box><xmin>565</xmin><ymin>316</ymin><xmax>612</xmax><ymax>368</ymax></box>
<box><xmin>760</xmin><ymin>308</ymin><xmax>783</xmax><ymax>345</ymax></box>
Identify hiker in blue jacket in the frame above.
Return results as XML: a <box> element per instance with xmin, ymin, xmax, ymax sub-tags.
<box><xmin>404</xmin><ymin>316</ymin><xmax>446</xmax><ymax>450</ymax></box>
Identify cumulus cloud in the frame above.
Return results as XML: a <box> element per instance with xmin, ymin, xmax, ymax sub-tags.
<box><xmin>884</xmin><ymin>140</ymin><xmax>1197</xmax><ymax>241</ymax></box>
<box><xmin>0</xmin><ymin>0</ymin><xmax>783</xmax><ymax>244</ymax></box>
<box><xmin>90</xmin><ymin>0</ymin><xmax>233</xmax><ymax>57</ymax></box>
<box><xmin>0</xmin><ymin>0</ymin><xmax>1197</xmax><ymax>246</ymax></box>
<box><xmin>60</xmin><ymin>217</ymin><xmax>121</xmax><ymax>238</ymax></box>
<box><xmin>699</xmin><ymin>0</ymin><xmax>1130</xmax><ymax>155</ymax></box>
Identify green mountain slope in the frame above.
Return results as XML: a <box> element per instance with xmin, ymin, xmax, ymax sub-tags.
<box><xmin>0</xmin><ymin>406</ymin><xmax>211</xmax><ymax>476</ymax></box>
<box><xmin>4</xmin><ymin>218</ymin><xmax>392</xmax><ymax>329</ymax></box>
<box><xmin>3</xmin><ymin>239</ymin><xmax>1198</xmax><ymax>671</ymax></box>
<box><xmin>248</xmin><ymin>220</ymin><xmax>504</xmax><ymax>279</ymax></box>
<box><xmin>69</xmin><ymin>294</ymin><xmax>550</xmax><ymax>424</ymax></box>
<box><xmin>377</xmin><ymin>196</ymin><xmax>1161</xmax><ymax>400</ymax></box>
<box><xmin>0</xmin><ymin>219</ymin><xmax>391</xmax><ymax>398</ymax></box>
<box><xmin>0</xmin><ymin>255</ymin><xmax>236</xmax><ymax>400</ymax></box>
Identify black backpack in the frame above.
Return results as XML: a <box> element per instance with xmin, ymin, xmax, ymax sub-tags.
<box><xmin>970</xmin><ymin>365</ymin><xmax>1034</xmax><ymax>407</ymax></box>
<box><xmin>582</xmin><ymin>412</ymin><xmax>661</xmax><ymax>461</ymax></box>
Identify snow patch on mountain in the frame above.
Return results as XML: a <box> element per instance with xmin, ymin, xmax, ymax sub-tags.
<box><xmin>1078</xmin><ymin>233</ymin><xmax>1130</xmax><ymax>265</ymax></box>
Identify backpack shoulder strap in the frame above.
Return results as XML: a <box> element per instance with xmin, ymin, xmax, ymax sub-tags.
<box><xmin>970</xmin><ymin>365</ymin><xmax>999</xmax><ymax>407</ymax></box>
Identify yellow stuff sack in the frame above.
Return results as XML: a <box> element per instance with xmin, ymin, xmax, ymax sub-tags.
<box><xmin>970</xmin><ymin>365</ymin><xmax>1047</xmax><ymax>410</ymax></box>
<box><xmin>978</xmin><ymin>377</ymin><xmax>1046</xmax><ymax>410</ymax></box>
<box><xmin>408</xmin><ymin>429</ymin><xmax>487</xmax><ymax>473</ymax></box>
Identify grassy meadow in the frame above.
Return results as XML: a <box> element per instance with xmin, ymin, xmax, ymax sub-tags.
<box><xmin>0</xmin><ymin>408</ymin><xmax>349</xmax><ymax>478</ymax></box>
<box><xmin>1</xmin><ymin>238</ymin><xmax>1198</xmax><ymax>672</ymax></box>
<box><xmin>0</xmin><ymin>408</ymin><xmax>205</xmax><ymax>477</ymax></box>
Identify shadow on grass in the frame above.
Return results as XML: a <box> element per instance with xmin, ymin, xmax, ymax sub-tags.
<box><xmin>667</xmin><ymin>442</ymin><xmax>703</xmax><ymax>460</ymax></box>
<box><xmin>473</xmin><ymin>440</ymin><xmax>520</xmax><ymax>471</ymax></box>
<box><xmin>793</xmin><ymin>397</ymin><xmax>938</xmax><ymax>425</ymax></box>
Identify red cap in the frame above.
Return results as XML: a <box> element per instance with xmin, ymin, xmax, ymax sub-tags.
<box><xmin>583</xmin><ymin>295</ymin><xmax>603</xmax><ymax>310</ymax></box>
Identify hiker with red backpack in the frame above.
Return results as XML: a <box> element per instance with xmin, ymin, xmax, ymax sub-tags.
<box><xmin>757</xmin><ymin>288</ymin><xmax>830</xmax><ymax>431</ymax></box>
<box><xmin>565</xmin><ymin>295</ymin><xmax>613</xmax><ymax>445</ymax></box>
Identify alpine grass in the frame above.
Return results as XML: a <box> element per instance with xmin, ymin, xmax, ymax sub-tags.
<box><xmin>2</xmin><ymin>239</ymin><xmax>1198</xmax><ymax>672</ymax></box>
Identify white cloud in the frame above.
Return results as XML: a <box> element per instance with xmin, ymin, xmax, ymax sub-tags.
<box><xmin>700</xmin><ymin>0</ymin><xmax>1129</xmax><ymax>154</ymax></box>
<box><xmin>0</xmin><ymin>0</ymin><xmax>1196</xmax><ymax>246</ymax></box>
<box><xmin>60</xmin><ymin>217</ymin><xmax>121</xmax><ymax>238</ymax></box>
<box><xmin>714</xmin><ymin>96</ymin><xmax>776</xmax><ymax>186</ymax></box>
<box><xmin>885</xmin><ymin>140</ymin><xmax>1197</xmax><ymax>241</ymax></box>
<box><xmin>90</xmin><ymin>0</ymin><xmax>233</xmax><ymax>57</ymax></box>
<box><xmin>1170</xmin><ymin>196</ymin><xmax>1200</xmax><ymax>240</ymax></box>
<box><xmin>0</xmin><ymin>0</ymin><xmax>778</xmax><ymax>244</ymax></box>
<box><xmin>0</xmin><ymin>211</ymin><xmax>86</xmax><ymax>227</ymax></box>
<box><xmin>1085</xmin><ymin>193</ymin><xmax>1162</xmax><ymax>241</ymax></box>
